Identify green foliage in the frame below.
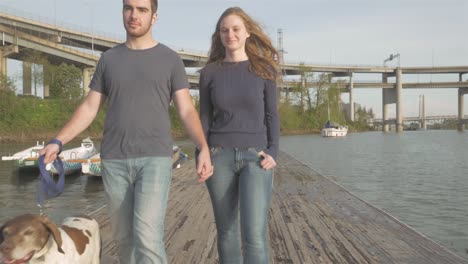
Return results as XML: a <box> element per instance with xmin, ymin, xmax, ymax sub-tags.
<box><xmin>278</xmin><ymin>100</ymin><xmax>306</xmax><ymax>131</ymax></box>
<box><xmin>0</xmin><ymin>89</ymin><xmax>18</xmax><ymax>126</ymax></box>
<box><xmin>431</xmin><ymin>120</ymin><xmax>459</xmax><ymax>130</ymax></box>
<box><xmin>23</xmin><ymin>51</ymin><xmax>48</xmax><ymax>96</ymax></box>
<box><xmin>169</xmin><ymin>96</ymin><xmax>201</xmax><ymax>138</ymax></box>
<box><xmin>2</xmin><ymin>72</ymin><xmax>380</xmax><ymax>140</ymax></box>
<box><xmin>46</xmin><ymin>63</ymin><xmax>83</xmax><ymax>100</ymax></box>
<box><xmin>276</xmin><ymin>72</ymin><xmax>377</xmax><ymax>133</ymax></box>
<box><xmin>0</xmin><ymin>74</ymin><xmax>16</xmax><ymax>91</ymax></box>
<box><xmin>21</xmin><ymin>52</ymin><xmax>82</xmax><ymax>100</ymax></box>
<box><xmin>169</xmin><ymin>102</ymin><xmax>184</xmax><ymax>135</ymax></box>
<box><xmin>0</xmin><ymin>94</ymin><xmax>105</xmax><ymax>138</ymax></box>
<box><xmin>348</xmin><ymin>105</ymin><xmax>375</xmax><ymax>131</ymax></box>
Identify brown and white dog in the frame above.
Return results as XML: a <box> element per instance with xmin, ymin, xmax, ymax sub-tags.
<box><xmin>0</xmin><ymin>214</ymin><xmax>100</xmax><ymax>264</ymax></box>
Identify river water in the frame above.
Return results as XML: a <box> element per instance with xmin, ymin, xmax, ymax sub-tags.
<box><xmin>280</xmin><ymin>130</ymin><xmax>468</xmax><ymax>260</ymax></box>
<box><xmin>0</xmin><ymin>131</ymin><xmax>467</xmax><ymax>260</ymax></box>
<box><xmin>0</xmin><ymin>140</ymin><xmax>107</xmax><ymax>222</ymax></box>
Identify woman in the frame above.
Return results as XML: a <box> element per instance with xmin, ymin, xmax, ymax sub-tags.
<box><xmin>199</xmin><ymin>6</ymin><xmax>280</xmax><ymax>264</ymax></box>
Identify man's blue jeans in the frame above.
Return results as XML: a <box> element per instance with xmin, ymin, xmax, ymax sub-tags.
<box><xmin>101</xmin><ymin>156</ymin><xmax>172</xmax><ymax>264</ymax></box>
<box><xmin>206</xmin><ymin>147</ymin><xmax>273</xmax><ymax>264</ymax></box>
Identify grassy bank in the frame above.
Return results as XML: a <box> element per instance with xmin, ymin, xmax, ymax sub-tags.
<box><xmin>0</xmin><ymin>90</ymin><xmax>103</xmax><ymax>142</ymax></box>
<box><xmin>0</xmin><ymin>90</ymin><xmax>372</xmax><ymax>143</ymax></box>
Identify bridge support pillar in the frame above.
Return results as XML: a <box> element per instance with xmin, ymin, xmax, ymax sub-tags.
<box><xmin>382</xmin><ymin>73</ymin><xmax>390</xmax><ymax>132</ymax></box>
<box><xmin>396</xmin><ymin>68</ymin><xmax>403</xmax><ymax>133</ymax></box>
<box><xmin>0</xmin><ymin>45</ymin><xmax>19</xmax><ymax>77</ymax></box>
<box><xmin>0</xmin><ymin>53</ymin><xmax>6</xmax><ymax>77</ymax></box>
<box><xmin>22</xmin><ymin>62</ymin><xmax>32</xmax><ymax>95</ymax></box>
<box><xmin>418</xmin><ymin>95</ymin><xmax>426</xmax><ymax>130</ymax></box>
<box><xmin>83</xmin><ymin>67</ymin><xmax>95</xmax><ymax>95</ymax></box>
<box><xmin>349</xmin><ymin>73</ymin><xmax>354</xmax><ymax>121</ymax></box>
<box><xmin>299</xmin><ymin>72</ymin><xmax>307</xmax><ymax>112</ymax></box>
<box><xmin>43</xmin><ymin>65</ymin><xmax>50</xmax><ymax>98</ymax></box>
<box><xmin>458</xmin><ymin>73</ymin><xmax>467</xmax><ymax>132</ymax></box>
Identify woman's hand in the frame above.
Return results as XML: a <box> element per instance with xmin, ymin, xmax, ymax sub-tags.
<box><xmin>196</xmin><ymin>146</ymin><xmax>214</xmax><ymax>183</ymax></box>
<box><xmin>258</xmin><ymin>151</ymin><xmax>277</xmax><ymax>170</ymax></box>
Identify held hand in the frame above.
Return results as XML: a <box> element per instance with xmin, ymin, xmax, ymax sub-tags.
<box><xmin>259</xmin><ymin>151</ymin><xmax>277</xmax><ymax>170</ymax></box>
<box><xmin>38</xmin><ymin>144</ymin><xmax>61</xmax><ymax>164</ymax></box>
<box><xmin>196</xmin><ymin>146</ymin><xmax>213</xmax><ymax>183</ymax></box>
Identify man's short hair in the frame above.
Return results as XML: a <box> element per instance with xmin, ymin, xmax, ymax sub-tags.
<box><xmin>151</xmin><ymin>0</ymin><xmax>158</xmax><ymax>14</ymax></box>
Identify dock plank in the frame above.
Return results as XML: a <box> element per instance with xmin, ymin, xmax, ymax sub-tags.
<box><xmin>92</xmin><ymin>151</ymin><xmax>467</xmax><ymax>264</ymax></box>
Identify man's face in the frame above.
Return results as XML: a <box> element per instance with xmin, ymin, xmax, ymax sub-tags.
<box><xmin>123</xmin><ymin>0</ymin><xmax>156</xmax><ymax>38</ymax></box>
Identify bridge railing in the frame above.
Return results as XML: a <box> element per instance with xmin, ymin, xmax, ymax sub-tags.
<box><xmin>0</xmin><ymin>4</ymin><xmax>123</xmax><ymax>42</ymax></box>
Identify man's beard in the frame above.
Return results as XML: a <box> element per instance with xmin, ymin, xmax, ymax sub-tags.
<box><xmin>124</xmin><ymin>21</ymin><xmax>152</xmax><ymax>38</ymax></box>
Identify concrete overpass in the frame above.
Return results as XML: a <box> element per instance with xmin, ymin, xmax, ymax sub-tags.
<box><xmin>1</xmin><ymin>10</ymin><xmax>467</xmax><ymax>132</ymax></box>
<box><xmin>372</xmin><ymin>115</ymin><xmax>468</xmax><ymax>131</ymax></box>
<box><xmin>0</xmin><ymin>12</ymin><xmax>208</xmax><ymax>66</ymax></box>
<box><xmin>373</xmin><ymin>115</ymin><xmax>468</xmax><ymax>124</ymax></box>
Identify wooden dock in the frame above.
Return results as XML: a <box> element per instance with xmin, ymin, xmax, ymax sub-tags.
<box><xmin>92</xmin><ymin>151</ymin><xmax>467</xmax><ymax>264</ymax></box>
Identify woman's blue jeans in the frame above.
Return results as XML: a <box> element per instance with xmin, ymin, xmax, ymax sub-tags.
<box><xmin>206</xmin><ymin>147</ymin><xmax>274</xmax><ymax>264</ymax></box>
<box><xmin>101</xmin><ymin>156</ymin><xmax>173</xmax><ymax>264</ymax></box>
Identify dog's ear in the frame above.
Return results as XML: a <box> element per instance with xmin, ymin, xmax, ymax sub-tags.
<box><xmin>39</xmin><ymin>216</ymin><xmax>64</xmax><ymax>254</ymax></box>
<box><xmin>0</xmin><ymin>223</ymin><xmax>6</xmax><ymax>244</ymax></box>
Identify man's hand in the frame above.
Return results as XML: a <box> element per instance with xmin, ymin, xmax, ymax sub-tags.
<box><xmin>173</xmin><ymin>89</ymin><xmax>214</xmax><ymax>182</ymax></box>
<box><xmin>196</xmin><ymin>146</ymin><xmax>213</xmax><ymax>183</ymax></box>
<box><xmin>259</xmin><ymin>151</ymin><xmax>277</xmax><ymax>170</ymax></box>
<box><xmin>39</xmin><ymin>144</ymin><xmax>61</xmax><ymax>164</ymax></box>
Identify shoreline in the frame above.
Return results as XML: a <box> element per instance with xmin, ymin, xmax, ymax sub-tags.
<box><xmin>0</xmin><ymin>130</ymin><xmax>190</xmax><ymax>144</ymax></box>
<box><xmin>0</xmin><ymin>129</ymin><xmax>327</xmax><ymax>143</ymax></box>
<box><xmin>0</xmin><ymin>132</ymin><xmax>104</xmax><ymax>144</ymax></box>
<box><xmin>0</xmin><ymin>128</ymin><xmax>381</xmax><ymax>144</ymax></box>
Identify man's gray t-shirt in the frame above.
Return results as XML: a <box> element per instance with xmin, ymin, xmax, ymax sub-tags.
<box><xmin>89</xmin><ymin>43</ymin><xmax>189</xmax><ymax>159</ymax></box>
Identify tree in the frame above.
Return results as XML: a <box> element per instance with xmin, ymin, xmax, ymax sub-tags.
<box><xmin>24</xmin><ymin>51</ymin><xmax>48</xmax><ymax>97</ymax></box>
<box><xmin>315</xmin><ymin>73</ymin><xmax>330</xmax><ymax>110</ymax></box>
<box><xmin>300</xmin><ymin>68</ymin><xmax>315</xmax><ymax>113</ymax></box>
<box><xmin>46</xmin><ymin>63</ymin><xmax>83</xmax><ymax>100</ymax></box>
<box><xmin>0</xmin><ymin>74</ymin><xmax>16</xmax><ymax>91</ymax></box>
<box><xmin>326</xmin><ymin>80</ymin><xmax>346</xmax><ymax>124</ymax></box>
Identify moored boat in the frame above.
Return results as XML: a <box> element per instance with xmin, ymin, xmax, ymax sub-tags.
<box><xmin>321</xmin><ymin>101</ymin><xmax>348</xmax><ymax>137</ymax></box>
<box><xmin>81</xmin><ymin>153</ymin><xmax>101</xmax><ymax>177</ymax></box>
<box><xmin>1</xmin><ymin>141</ymin><xmax>44</xmax><ymax>170</ymax></box>
<box><xmin>321</xmin><ymin>121</ymin><xmax>348</xmax><ymax>137</ymax></box>
<box><xmin>48</xmin><ymin>138</ymin><xmax>97</xmax><ymax>175</ymax></box>
<box><xmin>81</xmin><ymin>145</ymin><xmax>184</xmax><ymax>176</ymax></box>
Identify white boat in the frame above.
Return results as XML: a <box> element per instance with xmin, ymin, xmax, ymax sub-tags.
<box><xmin>321</xmin><ymin>101</ymin><xmax>348</xmax><ymax>137</ymax></box>
<box><xmin>81</xmin><ymin>145</ymin><xmax>183</xmax><ymax>176</ymax></box>
<box><xmin>172</xmin><ymin>145</ymin><xmax>181</xmax><ymax>168</ymax></box>
<box><xmin>321</xmin><ymin>121</ymin><xmax>348</xmax><ymax>137</ymax></box>
<box><xmin>1</xmin><ymin>141</ymin><xmax>44</xmax><ymax>170</ymax></box>
<box><xmin>48</xmin><ymin>137</ymin><xmax>97</xmax><ymax>175</ymax></box>
<box><xmin>81</xmin><ymin>153</ymin><xmax>101</xmax><ymax>177</ymax></box>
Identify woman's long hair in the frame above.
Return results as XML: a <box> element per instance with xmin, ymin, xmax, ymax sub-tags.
<box><xmin>207</xmin><ymin>7</ymin><xmax>279</xmax><ymax>81</ymax></box>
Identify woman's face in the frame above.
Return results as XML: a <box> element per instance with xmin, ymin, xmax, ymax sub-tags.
<box><xmin>219</xmin><ymin>14</ymin><xmax>250</xmax><ymax>53</ymax></box>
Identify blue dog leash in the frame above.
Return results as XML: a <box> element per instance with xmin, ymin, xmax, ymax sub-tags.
<box><xmin>36</xmin><ymin>140</ymin><xmax>65</xmax><ymax>207</ymax></box>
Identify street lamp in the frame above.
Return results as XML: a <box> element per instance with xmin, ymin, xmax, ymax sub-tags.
<box><xmin>383</xmin><ymin>53</ymin><xmax>400</xmax><ymax>67</ymax></box>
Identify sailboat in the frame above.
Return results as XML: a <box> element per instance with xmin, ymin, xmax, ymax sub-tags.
<box><xmin>321</xmin><ymin>101</ymin><xmax>348</xmax><ymax>137</ymax></box>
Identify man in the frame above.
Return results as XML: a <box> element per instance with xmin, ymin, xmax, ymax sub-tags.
<box><xmin>39</xmin><ymin>0</ymin><xmax>213</xmax><ymax>263</ymax></box>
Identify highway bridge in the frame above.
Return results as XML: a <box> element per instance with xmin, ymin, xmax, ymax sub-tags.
<box><xmin>1</xmin><ymin>10</ymin><xmax>467</xmax><ymax>132</ymax></box>
<box><xmin>373</xmin><ymin>115</ymin><xmax>468</xmax><ymax>126</ymax></box>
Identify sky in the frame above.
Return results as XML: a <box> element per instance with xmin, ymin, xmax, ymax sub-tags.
<box><xmin>1</xmin><ymin>0</ymin><xmax>468</xmax><ymax>118</ymax></box>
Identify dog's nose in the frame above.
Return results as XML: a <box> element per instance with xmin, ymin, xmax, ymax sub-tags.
<box><xmin>0</xmin><ymin>242</ymin><xmax>13</xmax><ymax>253</ymax></box>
